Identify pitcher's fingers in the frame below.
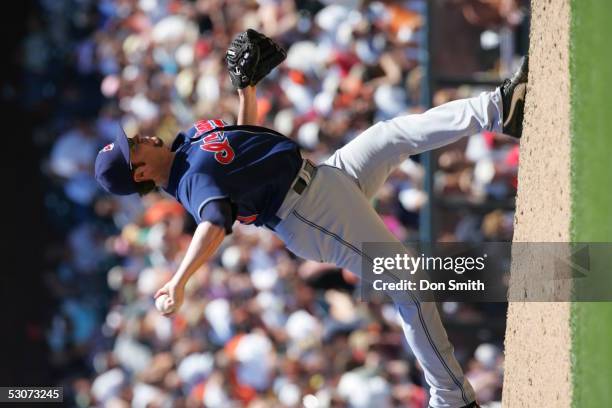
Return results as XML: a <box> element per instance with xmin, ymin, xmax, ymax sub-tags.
<box><xmin>162</xmin><ymin>307</ymin><xmax>176</xmax><ymax>317</ymax></box>
<box><xmin>154</xmin><ymin>287</ymin><xmax>168</xmax><ymax>299</ymax></box>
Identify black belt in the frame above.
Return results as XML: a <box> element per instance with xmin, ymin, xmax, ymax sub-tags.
<box><xmin>265</xmin><ymin>160</ymin><xmax>317</xmax><ymax>230</ymax></box>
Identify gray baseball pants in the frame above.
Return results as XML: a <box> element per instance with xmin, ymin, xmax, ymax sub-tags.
<box><xmin>274</xmin><ymin>90</ymin><xmax>503</xmax><ymax>407</ymax></box>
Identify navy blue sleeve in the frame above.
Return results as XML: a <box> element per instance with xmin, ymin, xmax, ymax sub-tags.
<box><xmin>200</xmin><ymin>198</ymin><xmax>236</xmax><ymax>234</ymax></box>
<box><xmin>177</xmin><ymin>173</ymin><xmax>229</xmax><ymax>224</ymax></box>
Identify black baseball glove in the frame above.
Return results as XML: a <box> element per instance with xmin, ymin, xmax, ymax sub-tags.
<box><xmin>226</xmin><ymin>29</ymin><xmax>287</xmax><ymax>89</ymax></box>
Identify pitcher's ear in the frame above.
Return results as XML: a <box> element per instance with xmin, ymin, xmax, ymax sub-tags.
<box><xmin>132</xmin><ymin>165</ymin><xmax>148</xmax><ymax>182</ymax></box>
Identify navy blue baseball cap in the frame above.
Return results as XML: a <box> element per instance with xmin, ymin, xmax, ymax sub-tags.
<box><xmin>95</xmin><ymin>127</ymin><xmax>138</xmax><ymax>195</ymax></box>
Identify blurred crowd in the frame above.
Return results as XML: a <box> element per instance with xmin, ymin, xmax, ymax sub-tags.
<box><xmin>19</xmin><ymin>0</ymin><xmax>528</xmax><ymax>406</ymax></box>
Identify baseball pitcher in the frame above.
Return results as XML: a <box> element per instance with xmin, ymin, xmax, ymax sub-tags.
<box><xmin>94</xmin><ymin>29</ymin><xmax>528</xmax><ymax>408</ymax></box>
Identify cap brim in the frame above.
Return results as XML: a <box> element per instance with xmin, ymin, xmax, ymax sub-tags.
<box><xmin>116</xmin><ymin>127</ymin><xmax>132</xmax><ymax>170</ymax></box>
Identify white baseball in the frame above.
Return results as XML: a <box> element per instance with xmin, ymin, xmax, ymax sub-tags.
<box><xmin>155</xmin><ymin>294</ymin><xmax>175</xmax><ymax>314</ymax></box>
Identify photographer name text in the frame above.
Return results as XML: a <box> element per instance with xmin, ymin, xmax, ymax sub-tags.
<box><xmin>373</xmin><ymin>279</ymin><xmax>485</xmax><ymax>292</ymax></box>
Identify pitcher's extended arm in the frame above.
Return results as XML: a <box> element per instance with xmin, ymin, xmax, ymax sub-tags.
<box><xmin>154</xmin><ymin>221</ymin><xmax>225</xmax><ymax>316</ymax></box>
